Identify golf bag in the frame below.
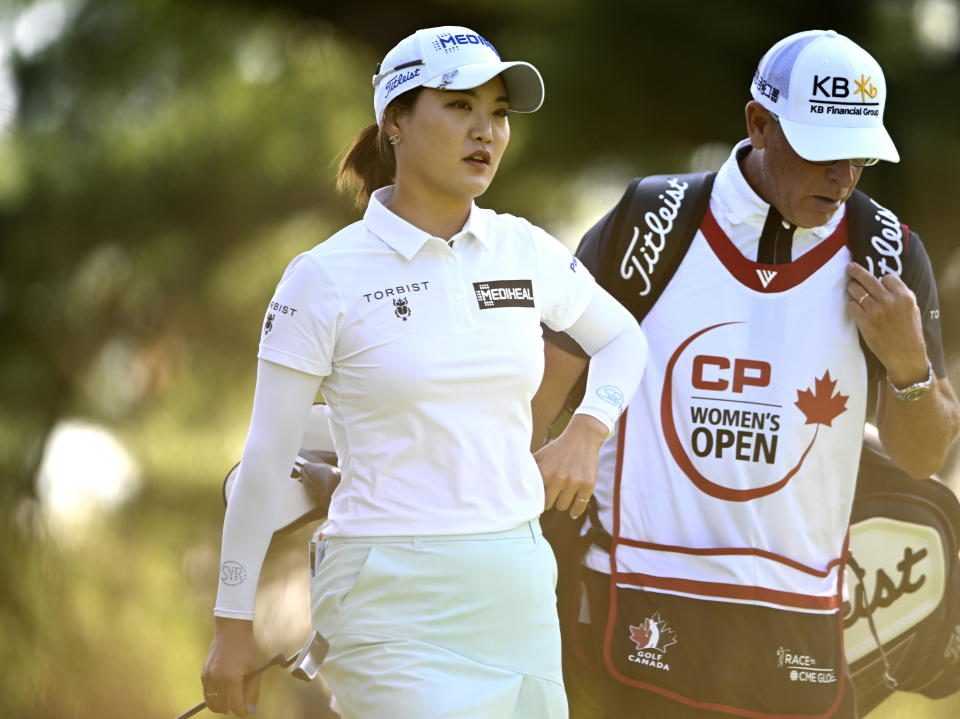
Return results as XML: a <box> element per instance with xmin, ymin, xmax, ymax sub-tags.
<box><xmin>843</xmin><ymin>433</ymin><xmax>960</xmax><ymax>713</ymax></box>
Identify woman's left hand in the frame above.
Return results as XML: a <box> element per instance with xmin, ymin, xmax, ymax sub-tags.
<box><xmin>534</xmin><ymin>414</ymin><xmax>608</xmax><ymax>519</ymax></box>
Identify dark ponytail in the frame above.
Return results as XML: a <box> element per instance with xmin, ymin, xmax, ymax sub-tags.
<box><xmin>337</xmin><ymin>87</ymin><xmax>424</xmax><ymax>209</ymax></box>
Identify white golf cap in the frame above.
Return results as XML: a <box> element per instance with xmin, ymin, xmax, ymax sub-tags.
<box><xmin>750</xmin><ymin>29</ymin><xmax>899</xmax><ymax>163</ymax></box>
<box><xmin>372</xmin><ymin>26</ymin><xmax>544</xmax><ymax>126</ymax></box>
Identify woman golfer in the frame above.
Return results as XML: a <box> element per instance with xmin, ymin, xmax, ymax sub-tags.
<box><xmin>200</xmin><ymin>25</ymin><xmax>647</xmax><ymax>718</ymax></box>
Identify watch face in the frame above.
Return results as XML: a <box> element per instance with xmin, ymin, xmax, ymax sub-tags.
<box><xmin>901</xmin><ymin>385</ymin><xmax>931</xmax><ymax>402</ymax></box>
<box><xmin>890</xmin><ymin>362</ymin><xmax>934</xmax><ymax>402</ymax></box>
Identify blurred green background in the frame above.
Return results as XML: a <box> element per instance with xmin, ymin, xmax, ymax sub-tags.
<box><xmin>1</xmin><ymin>0</ymin><xmax>959</xmax><ymax>717</ymax></box>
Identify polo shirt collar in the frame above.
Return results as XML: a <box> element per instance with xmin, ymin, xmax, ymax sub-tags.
<box><xmin>365</xmin><ymin>186</ymin><xmax>489</xmax><ymax>260</ymax></box>
<box><xmin>714</xmin><ymin>139</ymin><xmax>772</xmax><ymax>229</ymax></box>
<box><xmin>459</xmin><ymin>204</ymin><xmax>490</xmax><ymax>249</ymax></box>
<box><xmin>715</xmin><ymin>139</ymin><xmax>842</xmax><ymax>238</ymax></box>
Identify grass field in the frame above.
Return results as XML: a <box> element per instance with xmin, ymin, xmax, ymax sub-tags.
<box><xmin>869</xmin><ymin>691</ymin><xmax>960</xmax><ymax>718</ymax></box>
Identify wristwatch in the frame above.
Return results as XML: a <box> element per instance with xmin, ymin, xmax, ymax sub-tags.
<box><xmin>887</xmin><ymin>361</ymin><xmax>934</xmax><ymax>402</ymax></box>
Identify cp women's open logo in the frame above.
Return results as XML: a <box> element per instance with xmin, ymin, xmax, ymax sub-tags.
<box><xmin>661</xmin><ymin>321</ymin><xmax>849</xmax><ymax>502</ymax></box>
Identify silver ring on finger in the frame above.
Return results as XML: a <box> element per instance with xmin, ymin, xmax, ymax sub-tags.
<box><xmin>204</xmin><ymin>690</ymin><xmax>219</xmax><ymax>697</ymax></box>
<box><xmin>574</xmin><ymin>496</ymin><xmax>590</xmax><ymax>504</ymax></box>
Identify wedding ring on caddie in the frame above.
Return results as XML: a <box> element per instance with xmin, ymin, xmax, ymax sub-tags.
<box><xmin>858</xmin><ymin>292</ymin><xmax>870</xmax><ymax>307</ymax></box>
<box><xmin>574</xmin><ymin>497</ymin><xmax>590</xmax><ymax>504</ymax></box>
<box><xmin>204</xmin><ymin>691</ymin><xmax>219</xmax><ymax>697</ymax></box>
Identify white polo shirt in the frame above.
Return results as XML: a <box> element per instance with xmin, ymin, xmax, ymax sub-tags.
<box><xmin>258</xmin><ymin>186</ymin><xmax>596</xmax><ymax>536</ymax></box>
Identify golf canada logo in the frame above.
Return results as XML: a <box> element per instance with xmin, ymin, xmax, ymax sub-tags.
<box><xmin>627</xmin><ymin>612</ymin><xmax>677</xmax><ymax>671</ymax></box>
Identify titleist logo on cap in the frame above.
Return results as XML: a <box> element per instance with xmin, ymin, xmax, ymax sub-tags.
<box><xmin>384</xmin><ymin>68</ymin><xmax>421</xmax><ymax>95</ymax></box>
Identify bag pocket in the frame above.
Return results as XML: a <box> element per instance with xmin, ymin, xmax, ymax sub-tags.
<box><xmin>602</xmin><ymin>577</ymin><xmax>844</xmax><ymax>717</ymax></box>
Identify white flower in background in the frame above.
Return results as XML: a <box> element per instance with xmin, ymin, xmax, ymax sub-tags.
<box><xmin>37</xmin><ymin>419</ymin><xmax>141</xmax><ymax>533</ymax></box>
<box><xmin>914</xmin><ymin>0</ymin><xmax>960</xmax><ymax>60</ymax></box>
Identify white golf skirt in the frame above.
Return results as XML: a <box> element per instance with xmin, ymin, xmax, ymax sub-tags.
<box><xmin>310</xmin><ymin>520</ymin><xmax>567</xmax><ymax>719</ymax></box>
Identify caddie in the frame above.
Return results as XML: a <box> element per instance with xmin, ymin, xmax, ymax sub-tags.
<box><xmin>532</xmin><ymin>29</ymin><xmax>960</xmax><ymax>719</ymax></box>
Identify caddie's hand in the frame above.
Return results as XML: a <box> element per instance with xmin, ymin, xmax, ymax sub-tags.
<box><xmin>534</xmin><ymin>413</ymin><xmax>607</xmax><ymax>519</ymax></box>
<box><xmin>201</xmin><ymin>617</ymin><xmax>261</xmax><ymax>716</ymax></box>
<box><xmin>845</xmin><ymin>263</ymin><xmax>930</xmax><ymax>386</ymax></box>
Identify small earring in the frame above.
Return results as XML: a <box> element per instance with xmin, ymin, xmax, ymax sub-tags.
<box><xmin>388</xmin><ymin>134</ymin><xmax>400</xmax><ymax>145</ymax></box>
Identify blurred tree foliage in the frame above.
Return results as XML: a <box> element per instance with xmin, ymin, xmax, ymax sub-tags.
<box><xmin>0</xmin><ymin>0</ymin><xmax>958</xmax><ymax>717</ymax></box>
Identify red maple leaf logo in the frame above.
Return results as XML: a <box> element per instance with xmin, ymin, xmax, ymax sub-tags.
<box><xmin>794</xmin><ymin>371</ymin><xmax>849</xmax><ymax>427</ymax></box>
<box><xmin>628</xmin><ymin>613</ymin><xmax>677</xmax><ymax>652</ymax></box>
<box><xmin>630</xmin><ymin>620</ymin><xmax>654</xmax><ymax>649</ymax></box>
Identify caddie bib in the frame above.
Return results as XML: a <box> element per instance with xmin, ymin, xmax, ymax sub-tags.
<box><xmin>587</xmin><ymin>206</ymin><xmax>868</xmax><ymax>717</ymax></box>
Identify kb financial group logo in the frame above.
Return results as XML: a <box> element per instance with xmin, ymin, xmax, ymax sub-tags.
<box><xmin>808</xmin><ymin>73</ymin><xmax>880</xmax><ymax>117</ymax></box>
<box><xmin>754</xmin><ymin>70</ymin><xmax>880</xmax><ymax>118</ymax></box>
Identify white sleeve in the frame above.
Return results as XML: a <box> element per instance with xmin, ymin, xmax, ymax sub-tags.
<box><xmin>213</xmin><ymin>360</ymin><xmax>323</xmax><ymax>620</ymax></box>
<box><xmin>529</xmin><ymin>223</ymin><xmax>597</xmax><ymax>331</ymax></box>
<box><xmin>258</xmin><ymin>253</ymin><xmax>343</xmax><ymax>377</ymax></box>
<box><xmin>565</xmin><ymin>287</ymin><xmax>648</xmax><ymax>434</ymax></box>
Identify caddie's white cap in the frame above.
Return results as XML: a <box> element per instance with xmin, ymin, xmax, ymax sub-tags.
<box><xmin>750</xmin><ymin>29</ymin><xmax>899</xmax><ymax>163</ymax></box>
<box><xmin>372</xmin><ymin>26</ymin><xmax>544</xmax><ymax>127</ymax></box>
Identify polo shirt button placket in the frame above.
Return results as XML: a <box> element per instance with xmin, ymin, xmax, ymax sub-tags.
<box><xmin>456</xmin><ymin>245</ymin><xmax>478</xmax><ymax>330</ymax></box>
<box><xmin>437</xmin><ymin>238</ymin><xmax>474</xmax><ymax>330</ymax></box>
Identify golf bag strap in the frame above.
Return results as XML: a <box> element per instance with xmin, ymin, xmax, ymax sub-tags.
<box><xmin>844</xmin><ymin>189</ymin><xmax>910</xmax><ymax>281</ymax></box>
<box><xmin>844</xmin><ymin>189</ymin><xmax>912</xmax><ymax>378</ymax></box>
<box><xmin>545</xmin><ymin>172</ymin><xmax>716</xmax><ymax>359</ymax></box>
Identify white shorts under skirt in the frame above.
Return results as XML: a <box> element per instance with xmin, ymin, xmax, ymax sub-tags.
<box><xmin>310</xmin><ymin>520</ymin><xmax>567</xmax><ymax>719</ymax></box>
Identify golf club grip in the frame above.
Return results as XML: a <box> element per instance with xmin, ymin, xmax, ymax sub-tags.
<box><xmin>174</xmin><ymin>653</ymin><xmax>287</xmax><ymax>718</ymax></box>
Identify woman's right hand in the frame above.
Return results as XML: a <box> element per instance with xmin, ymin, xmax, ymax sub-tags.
<box><xmin>200</xmin><ymin>617</ymin><xmax>261</xmax><ymax>716</ymax></box>
<box><xmin>535</xmin><ymin>413</ymin><xmax>607</xmax><ymax>519</ymax></box>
